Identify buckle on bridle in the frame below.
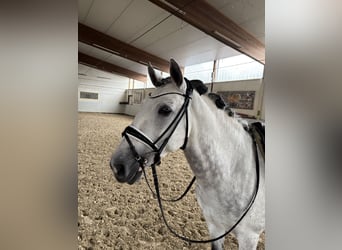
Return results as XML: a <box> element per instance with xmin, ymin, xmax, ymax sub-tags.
<box><xmin>154</xmin><ymin>154</ymin><xmax>161</xmax><ymax>166</ymax></box>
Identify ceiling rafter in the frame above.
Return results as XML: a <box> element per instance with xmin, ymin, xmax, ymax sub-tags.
<box><xmin>78</xmin><ymin>23</ymin><xmax>174</xmax><ymax>73</ymax></box>
<box><xmin>148</xmin><ymin>0</ymin><xmax>265</xmax><ymax>64</ymax></box>
<box><xmin>78</xmin><ymin>52</ymin><xmax>147</xmax><ymax>82</ymax></box>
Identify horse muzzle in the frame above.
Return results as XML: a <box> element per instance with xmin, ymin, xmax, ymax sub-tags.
<box><xmin>109</xmin><ymin>156</ymin><xmax>145</xmax><ymax>185</ymax></box>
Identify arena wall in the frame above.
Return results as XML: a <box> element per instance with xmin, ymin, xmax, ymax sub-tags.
<box><xmin>78</xmin><ymin>76</ymin><xmax>128</xmax><ymax>114</ymax></box>
<box><xmin>123</xmin><ymin>79</ymin><xmax>265</xmax><ymax>120</ymax></box>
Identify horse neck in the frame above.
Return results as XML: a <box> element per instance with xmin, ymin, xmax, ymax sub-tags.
<box><xmin>184</xmin><ymin>93</ymin><xmax>254</xmax><ymax>185</ymax></box>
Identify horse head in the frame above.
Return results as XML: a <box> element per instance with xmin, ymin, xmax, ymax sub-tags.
<box><xmin>110</xmin><ymin>59</ymin><xmax>192</xmax><ymax>184</ymax></box>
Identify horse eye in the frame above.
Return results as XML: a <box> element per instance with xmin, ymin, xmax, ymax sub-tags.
<box><xmin>158</xmin><ymin>105</ymin><xmax>172</xmax><ymax>116</ymax></box>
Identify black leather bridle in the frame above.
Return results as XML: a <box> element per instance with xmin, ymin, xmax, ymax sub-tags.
<box><xmin>122</xmin><ymin>78</ymin><xmax>193</xmax><ymax>169</ymax></box>
<box><xmin>120</xmin><ymin>78</ymin><xmax>260</xmax><ymax>244</ymax></box>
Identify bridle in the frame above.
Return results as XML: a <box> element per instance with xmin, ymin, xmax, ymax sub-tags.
<box><xmin>121</xmin><ymin>78</ymin><xmax>260</xmax><ymax>244</ymax></box>
<box><xmin>122</xmin><ymin>78</ymin><xmax>193</xmax><ymax>169</ymax></box>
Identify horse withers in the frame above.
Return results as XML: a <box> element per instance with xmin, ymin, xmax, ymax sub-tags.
<box><xmin>110</xmin><ymin>59</ymin><xmax>265</xmax><ymax>250</ymax></box>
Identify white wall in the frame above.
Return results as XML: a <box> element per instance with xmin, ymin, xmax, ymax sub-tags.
<box><xmin>78</xmin><ymin>76</ymin><xmax>128</xmax><ymax>113</ymax></box>
<box><xmin>122</xmin><ymin>79</ymin><xmax>265</xmax><ymax>119</ymax></box>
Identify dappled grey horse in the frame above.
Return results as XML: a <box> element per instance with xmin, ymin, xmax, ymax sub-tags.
<box><xmin>110</xmin><ymin>59</ymin><xmax>265</xmax><ymax>250</ymax></box>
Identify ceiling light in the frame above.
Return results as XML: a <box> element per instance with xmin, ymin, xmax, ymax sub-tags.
<box><xmin>138</xmin><ymin>61</ymin><xmax>147</xmax><ymax>65</ymax></box>
<box><xmin>92</xmin><ymin>43</ymin><xmax>120</xmax><ymax>55</ymax></box>
<box><xmin>160</xmin><ymin>0</ymin><xmax>186</xmax><ymax>15</ymax></box>
<box><xmin>213</xmin><ymin>31</ymin><xmax>241</xmax><ymax>49</ymax></box>
<box><xmin>97</xmin><ymin>76</ymin><xmax>111</xmax><ymax>80</ymax></box>
<box><xmin>79</xmin><ymin>62</ymin><xmax>97</xmax><ymax>69</ymax></box>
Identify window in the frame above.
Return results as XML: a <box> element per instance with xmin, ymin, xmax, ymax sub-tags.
<box><xmin>80</xmin><ymin>91</ymin><xmax>98</xmax><ymax>100</ymax></box>
<box><xmin>216</xmin><ymin>55</ymin><xmax>264</xmax><ymax>82</ymax></box>
<box><xmin>184</xmin><ymin>61</ymin><xmax>214</xmax><ymax>83</ymax></box>
<box><xmin>183</xmin><ymin>55</ymin><xmax>264</xmax><ymax>83</ymax></box>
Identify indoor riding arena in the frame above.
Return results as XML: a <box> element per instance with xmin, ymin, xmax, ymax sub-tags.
<box><xmin>78</xmin><ymin>112</ymin><xmax>265</xmax><ymax>249</ymax></box>
<box><xmin>78</xmin><ymin>0</ymin><xmax>265</xmax><ymax>249</ymax></box>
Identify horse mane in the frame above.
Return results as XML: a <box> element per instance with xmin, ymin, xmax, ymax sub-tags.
<box><xmin>154</xmin><ymin>77</ymin><xmax>172</xmax><ymax>86</ymax></box>
<box><xmin>185</xmin><ymin>78</ymin><xmax>208</xmax><ymax>95</ymax></box>
<box><xmin>185</xmin><ymin>78</ymin><xmax>235</xmax><ymax>117</ymax></box>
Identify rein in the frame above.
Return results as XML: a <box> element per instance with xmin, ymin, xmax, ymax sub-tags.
<box><xmin>149</xmin><ymin>127</ymin><xmax>260</xmax><ymax>243</ymax></box>
<box><xmin>121</xmin><ymin>79</ymin><xmax>261</xmax><ymax>244</ymax></box>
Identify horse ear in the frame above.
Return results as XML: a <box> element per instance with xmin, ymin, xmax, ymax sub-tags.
<box><xmin>170</xmin><ymin>59</ymin><xmax>183</xmax><ymax>87</ymax></box>
<box><xmin>148</xmin><ymin>62</ymin><xmax>161</xmax><ymax>87</ymax></box>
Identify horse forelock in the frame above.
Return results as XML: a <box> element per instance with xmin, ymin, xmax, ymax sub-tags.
<box><xmin>155</xmin><ymin>76</ymin><xmax>172</xmax><ymax>87</ymax></box>
<box><xmin>155</xmin><ymin>77</ymin><xmax>207</xmax><ymax>94</ymax></box>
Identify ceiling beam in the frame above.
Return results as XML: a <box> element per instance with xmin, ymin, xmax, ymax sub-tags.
<box><xmin>78</xmin><ymin>52</ymin><xmax>147</xmax><ymax>82</ymax></box>
<box><xmin>148</xmin><ymin>0</ymin><xmax>265</xmax><ymax>64</ymax></box>
<box><xmin>79</xmin><ymin>23</ymin><xmax>173</xmax><ymax>72</ymax></box>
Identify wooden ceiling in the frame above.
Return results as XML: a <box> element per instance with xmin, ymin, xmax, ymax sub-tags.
<box><xmin>148</xmin><ymin>0</ymin><xmax>265</xmax><ymax>64</ymax></box>
<box><xmin>79</xmin><ymin>23</ymin><xmax>171</xmax><ymax>73</ymax></box>
<box><xmin>78</xmin><ymin>0</ymin><xmax>265</xmax><ymax>82</ymax></box>
<box><xmin>79</xmin><ymin>52</ymin><xmax>147</xmax><ymax>82</ymax></box>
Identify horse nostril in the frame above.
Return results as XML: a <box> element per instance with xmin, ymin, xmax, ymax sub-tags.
<box><xmin>113</xmin><ymin>163</ymin><xmax>125</xmax><ymax>178</ymax></box>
